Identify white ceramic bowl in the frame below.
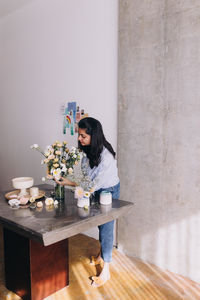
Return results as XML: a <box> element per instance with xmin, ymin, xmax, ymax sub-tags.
<box><xmin>12</xmin><ymin>177</ymin><xmax>34</xmax><ymax>196</ymax></box>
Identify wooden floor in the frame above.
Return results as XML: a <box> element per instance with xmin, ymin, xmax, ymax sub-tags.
<box><xmin>0</xmin><ymin>231</ymin><xmax>200</xmax><ymax>300</ymax></box>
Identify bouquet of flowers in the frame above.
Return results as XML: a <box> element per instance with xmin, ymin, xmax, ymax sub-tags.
<box><xmin>74</xmin><ymin>158</ymin><xmax>97</xmax><ymax>207</ymax></box>
<box><xmin>30</xmin><ymin>141</ymin><xmax>80</xmax><ymax>181</ymax></box>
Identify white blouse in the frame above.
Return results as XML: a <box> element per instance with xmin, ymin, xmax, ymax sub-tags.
<box><xmin>81</xmin><ymin>147</ymin><xmax>119</xmax><ymax>191</ymax></box>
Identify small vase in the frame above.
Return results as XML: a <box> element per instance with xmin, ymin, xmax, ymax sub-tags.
<box><xmin>54</xmin><ymin>183</ymin><xmax>65</xmax><ymax>201</ymax></box>
<box><xmin>77</xmin><ymin>196</ymin><xmax>90</xmax><ymax>208</ymax></box>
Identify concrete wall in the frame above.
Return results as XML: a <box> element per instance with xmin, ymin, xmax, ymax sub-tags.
<box><xmin>118</xmin><ymin>0</ymin><xmax>200</xmax><ymax>282</ymax></box>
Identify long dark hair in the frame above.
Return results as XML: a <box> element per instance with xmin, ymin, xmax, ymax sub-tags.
<box><xmin>78</xmin><ymin>117</ymin><xmax>116</xmax><ymax>168</ymax></box>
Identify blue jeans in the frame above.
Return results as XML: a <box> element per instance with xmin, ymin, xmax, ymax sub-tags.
<box><xmin>95</xmin><ymin>182</ymin><xmax>120</xmax><ymax>263</ymax></box>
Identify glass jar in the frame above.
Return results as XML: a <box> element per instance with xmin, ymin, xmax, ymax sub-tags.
<box><xmin>54</xmin><ymin>183</ymin><xmax>65</xmax><ymax>201</ymax></box>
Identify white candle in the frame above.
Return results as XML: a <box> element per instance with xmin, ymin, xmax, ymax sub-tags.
<box><xmin>30</xmin><ymin>187</ymin><xmax>39</xmax><ymax>197</ymax></box>
<box><xmin>100</xmin><ymin>192</ymin><xmax>112</xmax><ymax>205</ymax></box>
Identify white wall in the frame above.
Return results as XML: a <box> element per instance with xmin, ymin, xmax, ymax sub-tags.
<box><xmin>0</xmin><ymin>0</ymin><xmax>118</xmax><ymax>194</ymax></box>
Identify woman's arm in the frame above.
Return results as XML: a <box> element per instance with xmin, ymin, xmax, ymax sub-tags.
<box><xmin>54</xmin><ymin>177</ymin><xmax>77</xmax><ymax>187</ymax></box>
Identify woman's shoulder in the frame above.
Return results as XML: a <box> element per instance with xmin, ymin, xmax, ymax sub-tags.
<box><xmin>101</xmin><ymin>147</ymin><xmax>115</xmax><ymax>161</ymax></box>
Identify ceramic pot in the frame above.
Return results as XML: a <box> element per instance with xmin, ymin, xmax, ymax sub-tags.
<box><xmin>77</xmin><ymin>196</ymin><xmax>90</xmax><ymax>208</ymax></box>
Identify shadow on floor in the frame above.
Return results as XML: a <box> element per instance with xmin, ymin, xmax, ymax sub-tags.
<box><xmin>0</xmin><ymin>233</ymin><xmax>200</xmax><ymax>300</ymax></box>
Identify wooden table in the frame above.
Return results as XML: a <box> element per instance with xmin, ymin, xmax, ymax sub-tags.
<box><xmin>0</xmin><ymin>184</ymin><xmax>133</xmax><ymax>300</ymax></box>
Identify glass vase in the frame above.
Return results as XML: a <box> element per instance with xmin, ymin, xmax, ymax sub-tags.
<box><xmin>54</xmin><ymin>183</ymin><xmax>65</xmax><ymax>201</ymax></box>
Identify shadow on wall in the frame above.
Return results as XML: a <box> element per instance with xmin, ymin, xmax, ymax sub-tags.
<box><xmin>118</xmin><ymin>189</ymin><xmax>200</xmax><ymax>282</ymax></box>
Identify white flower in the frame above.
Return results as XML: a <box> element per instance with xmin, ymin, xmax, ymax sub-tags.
<box><xmin>68</xmin><ymin>167</ymin><xmax>73</xmax><ymax>175</ymax></box>
<box><xmin>46</xmin><ymin>145</ymin><xmax>52</xmax><ymax>151</ymax></box>
<box><xmin>60</xmin><ymin>163</ymin><xmax>67</xmax><ymax>173</ymax></box>
<box><xmin>52</xmin><ymin>168</ymin><xmax>61</xmax><ymax>180</ymax></box>
<box><xmin>45</xmin><ymin>151</ymin><xmax>50</xmax><ymax>157</ymax></box>
<box><xmin>55</xmin><ymin>150</ymin><xmax>61</xmax><ymax>155</ymax></box>
<box><xmin>73</xmin><ymin>154</ymin><xmax>77</xmax><ymax>158</ymax></box>
<box><xmin>45</xmin><ymin>197</ymin><xmax>54</xmax><ymax>206</ymax></box>
<box><xmin>71</xmin><ymin>146</ymin><xmax>76</xmax><ymax>153</ymax></box>
<box><xmin>37</xmin><ymin>201</ymin><xmax>43</xmax><ymax>208</ymax></box>
<box><xmin>42</xmin><ymin>177</ymin><xmax>46</xmax><ymax>182</ymax></box>
<box><xmin>30</xmin><ymin>144</ymin><xmax>39</xmax><ymax>149</ymax></box>
<box><xmin>75</xmin><ymin>186</ymin><xmax>84</xmax><ymax>199</ymax></box>
<box><xmin>48</xmin><ymin>154</ymin><xmax>55</xmax><ymax>160</ymax></box>
<box><xmin>53</xmin><ymin>163</ymin><xmax>59</xmax><ymax>168</ymax></box>
<box><xmin>30</xmin><ymin>196</ymin><xmax>36</xmax><ymax>203</ymax></box>
<box><xmin>54</xmin><ymin>200</ymin><xmax>59</xmax><ymax>205</ymax></box>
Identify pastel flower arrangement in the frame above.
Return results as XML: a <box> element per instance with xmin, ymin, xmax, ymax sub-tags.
<box><xmin>30</xmin><ymin>142</ymin><xmax>80</xmax><ymax>181</ymax></box>
<box><xmin>74</xmin><ymin>159</ymin><xmax>96</xmax><ymax>204</ymax></box>
<box><xmin>75</xmin><ymin>187</ymin><xmax>92</xmax><ymax>200</ymax></box>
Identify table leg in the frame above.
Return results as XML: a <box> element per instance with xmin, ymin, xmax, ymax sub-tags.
<box><xmin>3</xmin><ymin>228</ymin><xmax>69</xmax><ymax>300</ymax></box>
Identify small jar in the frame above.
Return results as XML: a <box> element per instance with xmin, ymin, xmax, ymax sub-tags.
<box><xmin>77</xmin><ymin>196</ymin><xmax>90</xmax><ymax>208</ymax></box>
<box><xmin>100</xmin><ymin>191</ymin><xmax>112</xmax><ymax>205</ymax></box>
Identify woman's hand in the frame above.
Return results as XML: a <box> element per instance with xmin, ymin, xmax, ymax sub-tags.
<box><xmin>54</xmin><ymin>177</ymin><xmax>76</xmax><ymax>187</ymax></box>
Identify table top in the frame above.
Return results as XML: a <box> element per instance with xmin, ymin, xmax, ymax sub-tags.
<box><xmin>0</xmin><ymin>184</ymin><xmax>134</xmax><ymax>246</ymax></box>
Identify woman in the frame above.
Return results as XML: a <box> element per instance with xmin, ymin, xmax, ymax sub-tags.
<box><xmin>57</xmin><ymin>117</ymin><xmax>120</xmax><ymax>287</ymax></box>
